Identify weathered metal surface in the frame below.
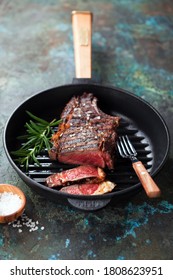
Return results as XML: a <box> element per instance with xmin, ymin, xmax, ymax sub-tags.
<box><xmin>0</xmin><ymin>0</ymin><xmax>173</xmax><ymax>260</ymax></box>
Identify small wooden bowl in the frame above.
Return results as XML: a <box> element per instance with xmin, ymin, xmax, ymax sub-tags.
<box><xmin>0</xmin><ymin>184</ymin><xmax>26</xmax><ymax>224</ymax></box>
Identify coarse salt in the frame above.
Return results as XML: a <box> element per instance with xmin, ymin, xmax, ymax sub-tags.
<box><xmin>0</xmin><ymin>192</ymin><xmax>22</xmax><ymax>216</ymax></box>
<box><xmin>9</xmin><ymin>212</ymin><xmax>45</xmax><ymax>233</ymax></box>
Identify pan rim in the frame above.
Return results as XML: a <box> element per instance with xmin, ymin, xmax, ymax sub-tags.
<box><xmin>3</xmin><ymin>83</ymin><xmax>170</xmax><ymax>201</ymax></box>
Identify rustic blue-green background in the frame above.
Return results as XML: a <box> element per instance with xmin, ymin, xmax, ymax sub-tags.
<box><xmin>0</xmin><ymin>0</ymin><xmax>173</xmax><ymax>260</ymax></box>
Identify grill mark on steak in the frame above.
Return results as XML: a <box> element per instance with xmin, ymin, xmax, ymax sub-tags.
<box><xmin>49</xmin><ymin>93</ymin><xmax>120</xmax><ymax>169</ymax></box>
<box><xmin>59</xmin><ymin>143</ymin><xmax>99</xmax><ymax>153</ymax></box>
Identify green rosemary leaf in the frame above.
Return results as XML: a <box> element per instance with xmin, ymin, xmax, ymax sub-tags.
<box><xmin>11</xmin><ymin>111</ymin><xmax>61</xmax><ymax>170</ymax></box>
<box><xmin>29</xmin><ymin>120</ymin><xmax>43</xmax><ymax>133</ymax></box>
<box><xmin>19</xmin><ymin>138</ymin><xmax>37</xmax><ymax>150</ymax></box>
<box><xmin>11</xmin><ymin>149</ymin><xmax>28</xmax><ymax>156</ymax></box>
<box><xmin>25</xmin><ymin>123</ymin><xmax>39</xmax><ymax>135</ymax></box>
<box><xmin>17</xmin><ymin>134</ymin><xmax>29</xmax><ymax>140</ymax></box>
<box><xmin>32</xmin><ymin>151</ymin><xmax>41</xmax><ymax>166</ymax></box>
<box><xmin>50</xmin><ymin>119</ymin><xmax>62</xmax><ymax>126</ymax></box>
<box><xmin>26</xmin><ymin>111</ymin><xmax>49</xmax><ymax>125</ymax></box>
<box><xmin>25</xmin><ymin>157</ymin><xmax>29</xmax><ymax>171</ymax></box>
<box><xmin>43</xmin><ymin>136</ymin><xmax>51</xmax><ymax>151</ymax></box>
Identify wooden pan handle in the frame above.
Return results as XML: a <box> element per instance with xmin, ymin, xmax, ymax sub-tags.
<box><xmin>72</xmin><ymin>11</ymin><xmax>92</xmax><ymax>78</ymax></box>
<box><xmin>132</xmin><ymin>161</ymin><xmax>161</xmax><ymax>198</ymax></box>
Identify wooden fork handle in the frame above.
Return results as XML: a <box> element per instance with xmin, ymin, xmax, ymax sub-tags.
<box><xmin>132</xmin><ymin>161</ymin><xmax>161</xmax><ymax>198</ymax></box>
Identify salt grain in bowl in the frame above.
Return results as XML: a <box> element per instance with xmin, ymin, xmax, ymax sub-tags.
<box><xmin>0</xmin><ymin>184</ymin><xmax>26</xmax><ymax>223</ymax></box>
<box><xmin>0</xmin><ymin>192</ymin><xmax>22</xmax><ymax>215</ymax></box>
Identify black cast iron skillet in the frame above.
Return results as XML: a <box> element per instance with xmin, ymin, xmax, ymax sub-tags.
<box><xmin>3</xmin><ymin>12</ymin><xmax>170</xmax><ymax>210</ymax></box>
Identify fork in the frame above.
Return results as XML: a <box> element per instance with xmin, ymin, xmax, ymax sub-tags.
<box><xmin>117</xmin><ymin>135</ymin><xmax>161</xmax><ymax>198</ymax></box>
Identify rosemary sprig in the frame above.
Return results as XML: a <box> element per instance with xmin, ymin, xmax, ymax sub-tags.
<box><xmin>11</xmin><ymin>111</ymin><xmax>61</xmax><ymax>170</ymax></box>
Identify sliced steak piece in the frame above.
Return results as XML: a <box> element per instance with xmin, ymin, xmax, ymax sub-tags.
<box><xmin>60</xmin><ymin>181</ymin><xmax>116</xmax><ymax>195</ymax></box>
<box><xmin>46</xmin><ymin>165</ymin><xmax>105</xmax><ymax>188</ymax></box>
<box><xmin>49</xmin><ymin>93</ymin><xmax>120</xmax><ymax>169</ymax></box>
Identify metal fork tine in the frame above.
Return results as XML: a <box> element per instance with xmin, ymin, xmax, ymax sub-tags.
<box><xmin>122</xmin><ymin>136</ymin><xmax>133</xmax><ymax>155</ymax></box>
<box><xmin>117</xmin><ymin>135</ymin><xmax>137</xmax><ymax>158</ymax></box>
<box><xmin>125</xmin><ymin>135</ymin><xmax>137</xmax><ymax>156</ymax></box>
<box><xmin>118</xmin><ymin>137</ymin><xmax>126</xmax><ymax>157</ymax></box>
<box><xmin>117</xmin><ymin>141</ymin><xmax>121</xmax><ymax>154</ymax></box>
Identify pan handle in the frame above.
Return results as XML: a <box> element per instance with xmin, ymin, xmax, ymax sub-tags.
<box><xmin>72</xmin><ymin>11</ymin><xmax>92</xmax><ymax>79</ymax></box>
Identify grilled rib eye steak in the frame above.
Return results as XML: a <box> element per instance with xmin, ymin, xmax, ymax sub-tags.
<box><xmin>46</xmin><ymin>165</ymin><xmax>106</xmax><ymax>188</ymax></box>
<box><xmin>49</xmin><ymin>93</ymin><xmax>120</xmax><ymax>169</ymax></box>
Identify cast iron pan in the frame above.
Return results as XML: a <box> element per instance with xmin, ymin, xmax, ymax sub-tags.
<box><xmin>3</xmin><ymin>12</ymin><xmax>170</xmax><ymax>210</ymax></box>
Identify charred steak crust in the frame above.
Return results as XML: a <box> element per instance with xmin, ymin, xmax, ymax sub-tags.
<box><xmin>49</xmin><ymin>93</ymin><xmax>120</xmax><ymax>169</ymax></box>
